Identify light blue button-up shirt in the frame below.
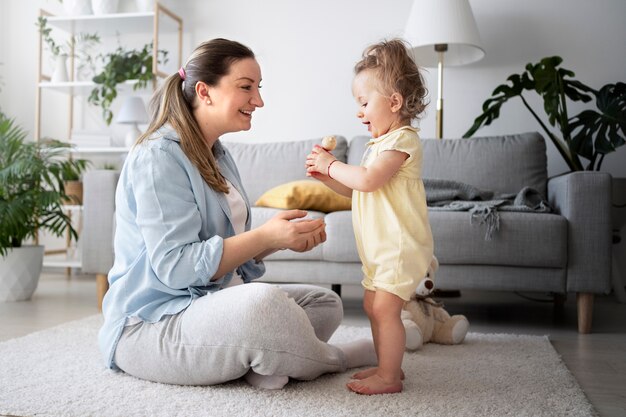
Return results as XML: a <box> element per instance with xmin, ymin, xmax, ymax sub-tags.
<box><xmin>98</xmin><ymin>127</ymin><xmax>265</xmax><ymax>369</ymax></box>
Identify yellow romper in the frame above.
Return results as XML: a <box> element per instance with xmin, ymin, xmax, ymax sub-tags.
<box><xmin>352</xmin><ymin>126</ymin><xmax>434</xmax><ymax>301</ymax></box>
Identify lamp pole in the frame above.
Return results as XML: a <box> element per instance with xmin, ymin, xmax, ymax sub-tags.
<box><xmin>435</xmin><ymin>43</ymin><xmax>447</xmax><ymax>139</ymax></box>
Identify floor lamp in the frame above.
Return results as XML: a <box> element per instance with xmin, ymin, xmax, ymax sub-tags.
<box><xmin>404</xmin><ymin>0</ymin><xmax>485</xmax><ymax>139</ymax></box>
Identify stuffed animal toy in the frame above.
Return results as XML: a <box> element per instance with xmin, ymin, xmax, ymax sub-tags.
<box><xmin>402</xmin><ymin>256</ymin><xmax>470</xmax><ymax>350</ymax></box>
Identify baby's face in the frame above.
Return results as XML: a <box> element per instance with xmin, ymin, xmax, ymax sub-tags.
<box><xmin>352</xmin><ymin>70</ymin><xmax>402</xmax><ymax>138</ymax></box>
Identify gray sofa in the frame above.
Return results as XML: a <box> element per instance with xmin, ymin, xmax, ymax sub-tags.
<box><xmin>82</xmin><ymin>132</ymin><xmax>612</xmax><ymax>333</ymax></box>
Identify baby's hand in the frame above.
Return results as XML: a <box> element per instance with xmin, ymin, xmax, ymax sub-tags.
<box><xmin>305</xmin><ymin>145</ymin><xmax>336</xmax><ymax>180</ymax></box>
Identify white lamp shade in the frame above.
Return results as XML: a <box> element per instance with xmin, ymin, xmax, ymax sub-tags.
<box><xmin>404</xmin><ymin>0</ymin><xmax>485</xmax><ymax>67</ymax></box>
<box><xmin>116</xmin><ymin>96</ymin><xmax>149</xmax><ymax>124</ymax></box>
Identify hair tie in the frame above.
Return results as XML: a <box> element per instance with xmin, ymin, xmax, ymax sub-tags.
<box><xmin>178</xmin><ymin>67</ymin><xmax>186</xmax><ymax>81</ymax></box>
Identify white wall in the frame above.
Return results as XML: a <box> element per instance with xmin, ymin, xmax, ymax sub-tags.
<box><xmin>0</xmin><ymin>1</ymin><xmax>7</xmax><ymax>104</ymax></box>
<box><xmin>1</xmin><ymin>0</ymin><xmax>625</xmax><ymax>177</ymax></box>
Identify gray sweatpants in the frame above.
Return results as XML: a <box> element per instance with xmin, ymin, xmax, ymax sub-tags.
<box><xmin>114</xmin><ymin>283</ymin><xmax>348</xmax><ymax>385</ymax></box>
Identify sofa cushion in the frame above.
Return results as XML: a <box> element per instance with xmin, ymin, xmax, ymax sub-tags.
<box><xmin>350</xmin><ymin>132</ymin><xmax>548</xmax><ymax>196</ymax></box>
<box><xmin>223</xmin><ymin>136</ymin><xmax>348</xmax><ymax>203</ymax></box>
<box><xmin>255</xmin><ymin>180</ymin><xmax>351</xmax><ymax>213</ymax></box>
<box><xmin>430</xmin><ymin>211</ymin><xmax>567</xmax><ymax>268</ymax></box>
<box><xmin>273</xmin><ymin>208</ymin><xmax>566</xmax><ymax>268</ymax></box>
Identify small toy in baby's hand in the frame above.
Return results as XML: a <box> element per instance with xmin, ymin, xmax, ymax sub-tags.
<box><xmin>321</xmin><ymin>135</ymin><xmax>337</xmax><ymax>151</ymax></box>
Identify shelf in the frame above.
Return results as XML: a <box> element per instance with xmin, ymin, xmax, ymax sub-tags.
<box><xmin>70</xmin><ymin>147</ymin><xmax>130</xmax><ymax>154</ymax></box>
<box><xmin>43</xmin><ymin>256</ymin><xmax>83</xmax><ymax>268</ymax></box>
<box><xmin>35</xmin><ymin>4</ymin><xmax>182</xmax><ymax>277</ymax></box>
<box><xmin>43</xmin><ymin>254</ymin><xmax>81</xmax><ymax>269</ymax></box>
<box><xmin>44</xmin><ymin>11</ymin><xmax>179</xmax><ymax>36</ymax></box>
<box><xmin>38</xmin><ymin>80</ymin><xmax>143</xmax><ymax>95</ymax></box>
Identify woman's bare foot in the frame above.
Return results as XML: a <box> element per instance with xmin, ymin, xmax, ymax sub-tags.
<box><xmin>352</xmin><ymin>367</ymin><xmax>405</xmax><ymax>380</ymax></box>
<box><xmin>346</xmin><ymin>374</ymin><xmax>403</xmax><ymax>395</ymax></box>
<box><xmin>244</xmin><ymin>370</ymin><xmax>289</xmax><ymax>390</ymax></box>
<box><xmin>336</xmin><ymin>339</ymin><xmax>378</xmax><ymax>369</ymax></box>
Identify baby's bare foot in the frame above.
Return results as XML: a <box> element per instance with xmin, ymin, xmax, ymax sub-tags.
<box><xmin>351</xmin><ymin>367</ymin><xmax>377</xmax><ymax>380</ymax></box>
<box><xmin>352</xmin><ymin>367</ymin><xmax>405</xmax><ymax>380</ymax></box>
<box><xmin>346</xmin><ymin>374</ymin><xmax>403</xmax><ymax>395</ymax></box>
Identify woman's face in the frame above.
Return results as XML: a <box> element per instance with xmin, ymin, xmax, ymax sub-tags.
<box><xmin>198</xmin><ymin>58</ymin><xmax>264</xmax><ymax>140</ymax></box>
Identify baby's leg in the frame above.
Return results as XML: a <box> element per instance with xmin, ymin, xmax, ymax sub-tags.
<box><xmin>347</xmin><ymin>290</ymin><xmax>405</xmax><ymax>395</ymax></box>
<box><xmin>351</xmin><ymin>290</ymin><xmax>379</xmax><ymax>380</ymax></box>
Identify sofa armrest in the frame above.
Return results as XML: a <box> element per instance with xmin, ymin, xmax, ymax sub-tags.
<box><xmin>82</xmin><ymin>170</ymin><xmax>120</xmax><ymax>275</ymax></box>
<box><xmin>547</xmin><ymin>171</ymin><xmax>612</xmax><ymax>294</ymax></box>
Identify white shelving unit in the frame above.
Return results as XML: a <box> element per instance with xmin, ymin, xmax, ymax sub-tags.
<box><xmin>35</xmin><ymin>5</ymin><xmax>183</xmax><ymax>141</ymax></box>
<box><xmin>36</xmin><ymin>4</ymin><xmax>183</xmax><ymax>270</ymax></box>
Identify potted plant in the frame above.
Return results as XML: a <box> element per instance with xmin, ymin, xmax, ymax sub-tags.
<box><xmin>60</xmin><ymin>157</ymin><xmax>90</xmax><ymax>205</ymax></box>
<box><xmin>463</xmin><ymin>56</ymin><xmax>625</xmax><ymax>172</ymax></box>
<box><xmin>37</xmin><ymin>16</ymin><xmax>101</xmax><ymax>82</ymax></box>
<box><xmin>58</xmin><ymin>0</ymin><xmax>93</xmax><ymax>16</ymax></box>
<box><xmin>464</xmin><ymin>57</ymin><xmax>626</xmax><ymax>300</ymax></box>
<box><xmin>0</xmin><ymin>113</ymin><xmax>86</xmax><ymax>301</ymax></box>
<box><xmin>88</xmin><ymin>43</ymin><xmax>168</xmax><ymax>124</ymax></box>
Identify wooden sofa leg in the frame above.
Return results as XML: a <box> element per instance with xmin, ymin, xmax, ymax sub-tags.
<box><xmin>96</xmin><ymin>273</ymin><xmax>109</xmax><ymax>311</ymax></box>
<box><xmin>576</xmin><ymin>292</ymin><xmax>594</xmax><ymax>334</ymax></box>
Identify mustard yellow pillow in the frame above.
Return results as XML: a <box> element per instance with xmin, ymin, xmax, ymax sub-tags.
<box><xmin>255</xmin><ymin>180</ymin><xmax>352</xmax><ymax>213</ymax></box>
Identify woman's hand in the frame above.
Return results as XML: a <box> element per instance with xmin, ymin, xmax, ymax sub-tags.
<box><xmin>217</xmin><ymin>210</ymin><xmax>324</xmax><ymax>279</ymax></box>
<box><xmin>305</xmin><ymin>145</ymin><xmax>336</xmax><ymax>180</ymax></box>
<box><xmin>260</xmin><ymin>209</ymin><xmax>326</xmax><ymax>253</ymax></box>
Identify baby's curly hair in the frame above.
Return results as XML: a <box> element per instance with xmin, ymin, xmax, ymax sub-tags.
<box><xmin>354</xmin><ymin>38</ymin><xmax>428</xmax><ymax>121</ymax></box>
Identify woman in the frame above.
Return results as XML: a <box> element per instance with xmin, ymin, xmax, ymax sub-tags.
<box><xmin>98</xmin><ymin>38</ymin><xmax>376</xmax><ymax>390</ymax></box>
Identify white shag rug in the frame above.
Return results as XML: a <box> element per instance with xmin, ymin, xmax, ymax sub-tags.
<box><xmin>0</xmin><ymin>315</ymin><xmax>595</xmax><ymax>417</ymax></box>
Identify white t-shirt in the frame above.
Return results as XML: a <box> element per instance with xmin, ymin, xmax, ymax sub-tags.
<box><xmin>224</xmin><ymin>179</ymin><xmax>247</xmax><ymax>287</ymax></box>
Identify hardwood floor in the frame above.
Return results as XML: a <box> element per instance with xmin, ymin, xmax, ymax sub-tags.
<box><xmin>1</xmin><ymin>271</ymin><xmax>625</xmax><ymax>416</ymax></box>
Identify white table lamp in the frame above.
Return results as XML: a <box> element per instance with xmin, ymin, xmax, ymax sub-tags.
<box><xmin>116</xmin><ymin>96</ymin><xmax>149</xmax><ymax>147</ymax></box>
<box><xmin>404</xmin><ymin>0</ymin><xmax>485</xmax><ymax>138</ymax></box>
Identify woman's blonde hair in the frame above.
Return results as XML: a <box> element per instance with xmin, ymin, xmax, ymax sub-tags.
<box><xmin>138</xmin><ymin>38</ymin><xmax>255</xmax><ymax>193</ymax></box>
<box><xmin>354</xmin><ymin>38</ymin><xmax>428</xmax><ymax>121</ymax></box>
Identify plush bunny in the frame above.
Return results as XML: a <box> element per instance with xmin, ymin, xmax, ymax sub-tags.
<box><xmin>402</xmin><ymin>256</ymin><xmax>470</xmax><ymax>350</ymax></box>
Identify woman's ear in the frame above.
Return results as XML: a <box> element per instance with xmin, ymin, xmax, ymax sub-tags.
<box><xmin>195</xmin><ymin>81</ymin><xmax>212</xmax><ymax>105</ymax></box>
<box><xmin>389</xmin><ymin>92</ymin><xmax>403</xmax><ymax>113</ymax></box>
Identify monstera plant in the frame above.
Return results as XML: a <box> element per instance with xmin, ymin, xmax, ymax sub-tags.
<box><xmin>464</xmin><ymin>56</ymin><xmax>626</xmax><ymax>171</ymax></box>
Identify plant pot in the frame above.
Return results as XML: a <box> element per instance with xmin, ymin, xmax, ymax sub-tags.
<box><xmin>62</xmin><ymin>0</ymin><xmax>93</xmax><ymax>15</ymax></box>
<box><xmin>64</xmin><ymin>180</ymin><xmax>84</xmax><ymax>205</ymax></box>
<box><xmin>136</xmin><ymin>0</ymin><xmax>154</xmax><ymax>12</ymax></box>
<box><xmin>0</xmin><ymin>246</ymin><xmax>44</xmax><ymax>302</ymax></box>
<box><xmin>51</xmin><ymin>55</ymin><xmax>69</xmax><ymax>83</ymax></box>
<box><xmin>91</xmin><ymin>0</ymin><xmax>120</xmax><ymax>15</ymax></box>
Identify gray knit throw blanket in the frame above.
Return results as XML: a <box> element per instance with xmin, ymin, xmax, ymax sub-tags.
<box><xmin>424</xmin><ymin>179</ymin><xmax>552</xmax><ymax>240</ymax></box>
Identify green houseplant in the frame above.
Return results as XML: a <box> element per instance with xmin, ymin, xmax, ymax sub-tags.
<box><xmin>463</xmin><ymin>56</ymin><xmax>626</xmax><ymax>171</ymax></box>
<box><xmin>88</xmin><ymin>43</ymin><xmax>168</xmax><ymax>124</ymax></box>
<box><xmin>60</xmin><ymin>157</ymin><xmax>90</xmax><ymax>205</ymax></box>
<box><xmin>37</xmin><ymin>16</ymin><xmax>101</xmax><ymax>81</ymax></box>
<box><xmin>0</xmin><ymin>113</ymin><xmax>87</xmax><ymax>300</ymax></box>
